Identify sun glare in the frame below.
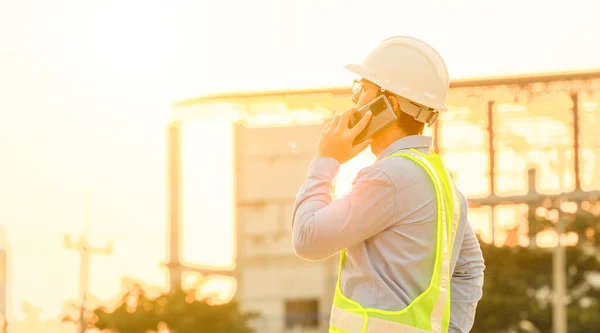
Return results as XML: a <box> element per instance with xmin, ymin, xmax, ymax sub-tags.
<box><xmin>334</xmin><ymin>149</ymin><xmax>377</xmax><ymax>198</ymax></box>
<box><xmin>180</xmin><ymin>115</ymin><xmax>235</xmax><ymax>269</ymax></box>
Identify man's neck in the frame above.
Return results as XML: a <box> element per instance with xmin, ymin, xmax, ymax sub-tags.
<box><xmin>370</xmin><ymin>129</ymin><xmax>412</xmax><ymax>157</ymax></box>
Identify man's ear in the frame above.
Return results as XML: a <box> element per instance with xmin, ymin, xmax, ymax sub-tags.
<box><xmin>387</xmin><ymin>95</ymin><xmax>400</xmax><ymax>114</ymax></box>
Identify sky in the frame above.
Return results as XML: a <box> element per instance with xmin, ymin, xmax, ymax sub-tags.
<box><xmin>0</xmin><ymin>0</ymin><xmax>599</xmax><ymax>324</ymax></box>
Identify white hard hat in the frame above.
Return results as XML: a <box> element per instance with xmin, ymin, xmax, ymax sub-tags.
<box><xmin>344</xmin><ymin>36</ymin><xmax>450</xmax><ymax>125</ymax></box>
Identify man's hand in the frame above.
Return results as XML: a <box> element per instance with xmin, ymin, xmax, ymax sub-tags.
<box><xmin>316</xmin><ymin>108</ymin><xmax>372</xmax><ymax>164</ymax></box>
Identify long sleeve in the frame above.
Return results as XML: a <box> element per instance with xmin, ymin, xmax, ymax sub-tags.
<box><xmin>291</xmin><ymin>157</ymin><xmax>397</xmax><ymax>261</ymax></box>
<box><xmin>449</xmin><ymin>194</ymin><xmax>486</xmax><ymax>332</ymax></box>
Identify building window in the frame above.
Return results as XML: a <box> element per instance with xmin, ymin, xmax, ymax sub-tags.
<box><xmin>285</xmin><ymin>299</ymin><xmax>319</xmax><ymax>329</ymax></box>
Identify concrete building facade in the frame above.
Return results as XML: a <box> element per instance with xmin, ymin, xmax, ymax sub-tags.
<box><xmin>235</xmin><ymin>123</ymin><xmax>336</xmax><ymax>332</ymax></box>
<box><xmin>169</xmin><ymin>69</ymin><xmax>600</xmax><ymax>333</ymax></box>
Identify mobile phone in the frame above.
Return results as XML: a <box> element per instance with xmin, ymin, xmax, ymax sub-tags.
<box><xmin>349</xmin><ymin>94</ymin><xmax>397</xmax><ymax>144</ymax></box>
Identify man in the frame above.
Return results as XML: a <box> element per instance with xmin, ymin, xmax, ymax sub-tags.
<box><xmin>291</xmin><ymin>36</ymin><xmax>485</xmax><ymax>333</ymax></box>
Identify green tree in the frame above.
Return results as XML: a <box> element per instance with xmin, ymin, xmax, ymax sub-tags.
<box><xmin>90</xmin><ymin>284</ymin><xmax>258</xmax><ymax>333</ymax></box>
<box><xmin>472</xmin><ymin>206</ymin><xmax>600</xmax><ymax>333</ymax></box>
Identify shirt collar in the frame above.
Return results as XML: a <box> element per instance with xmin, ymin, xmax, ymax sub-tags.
<box><xmin>376</xmin><ymin>135</ymin><xmax>433</xmax><ymax>160</ymax></box>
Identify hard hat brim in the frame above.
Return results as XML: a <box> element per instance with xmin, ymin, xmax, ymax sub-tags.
<box><xmin>344</xmin><ymin>63</ymin><xmax>448</xmax><ymax>112</ymax></box>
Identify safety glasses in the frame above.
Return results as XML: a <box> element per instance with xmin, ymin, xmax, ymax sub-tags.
<box><xmin>351</xmin><ymin>79</ymin><xmax>380</xmax><ymax>103</ymax></box>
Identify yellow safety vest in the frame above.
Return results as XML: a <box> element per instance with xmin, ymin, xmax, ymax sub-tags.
<box><xmin>329</xmin><ymin>148</ymin><xmax>460</xmax><ymax>333</ymax></box>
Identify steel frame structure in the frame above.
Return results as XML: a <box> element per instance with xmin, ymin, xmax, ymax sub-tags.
<box><xmin>167</xmin><ymin>70</ymin><xmax>600</xmax><ymax>332</ymax></box>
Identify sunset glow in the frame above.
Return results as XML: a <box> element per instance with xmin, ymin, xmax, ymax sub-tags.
<box><xmin>1</xmin><ymin>1</ymin><xmax>599</xmax><ymax>331</ymax></box>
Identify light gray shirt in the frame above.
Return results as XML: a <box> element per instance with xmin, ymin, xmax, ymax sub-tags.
<box><xmin>292</xmin><ymin>135</ymin><xmax>485</xmax><ymax>333</ymax></box>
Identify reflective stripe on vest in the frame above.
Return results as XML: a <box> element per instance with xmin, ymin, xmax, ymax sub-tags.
<box><xmin>329</xmin><ymin>148</ymin><xmax>460</xmax><ymax>333</ymax></box>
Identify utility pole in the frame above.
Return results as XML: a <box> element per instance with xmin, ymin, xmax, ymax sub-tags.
<box><xmin>64</xmin><ymin>193</ymin><xmax>112</xmax><ymax>333</ymax></box>
<box><xmin>552</xmin><ymin>92</ymin><xmax>582</xmax><ymax>333</ymax></box>
<box><xmin>552</xmin><ymin>145</ymin><xmax>567</xmax><ymax>333</ymax></box>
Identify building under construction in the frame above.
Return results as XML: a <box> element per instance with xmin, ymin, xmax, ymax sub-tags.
<box><xmin>167</xmin><ymin>69</ymin><xmax>600</xmax><ymax>332</ymax></box>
